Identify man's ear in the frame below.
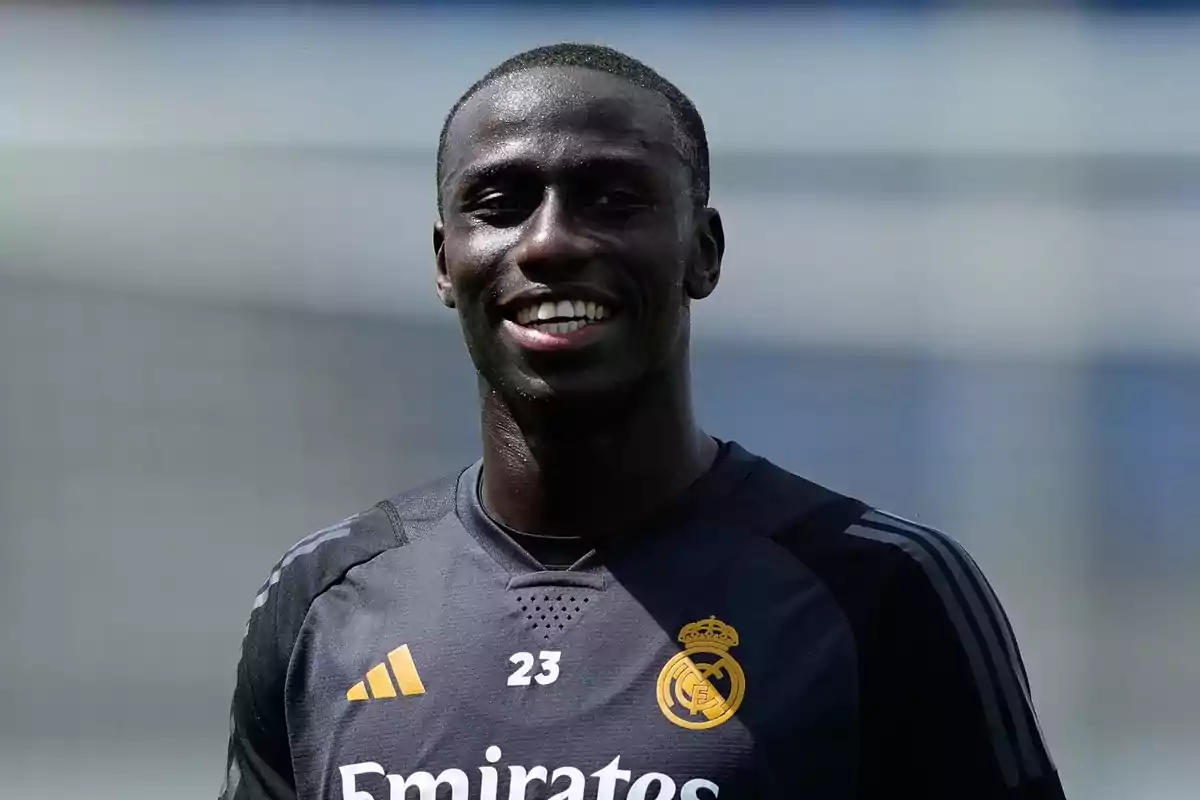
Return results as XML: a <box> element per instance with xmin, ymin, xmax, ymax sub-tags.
<box><xmin>433</xmin><ymin>221</ymin><xmax>455</xmax><ymax>309</ymax></box>
<box><xmin>684</xmin><ymin>206</ymin><xmax>724</xmax><ymax>301</ymax></box>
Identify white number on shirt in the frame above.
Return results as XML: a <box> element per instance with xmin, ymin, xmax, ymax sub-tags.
<box><xmin>507</xmin><ymin>651</ymin><xmax>561</xmax><ymax>686</ymax></box>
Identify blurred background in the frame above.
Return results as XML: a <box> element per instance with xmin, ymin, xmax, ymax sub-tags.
<box><xmin>1</xmin><ymin>1</ymin><xmax>1197</xmax><ymax>798</ymax></box>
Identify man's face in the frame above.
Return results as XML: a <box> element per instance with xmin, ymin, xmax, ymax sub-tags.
<box><xmin>435</xmin><ymin>66</ymin><xmax>723</xmax><ymax>404</ymax></box>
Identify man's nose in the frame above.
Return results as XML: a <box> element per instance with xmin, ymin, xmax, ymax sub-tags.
<box><xmin>510</xmin><ymin>192</ymin><xmax>596</xmax><ymax>275</ymax></box>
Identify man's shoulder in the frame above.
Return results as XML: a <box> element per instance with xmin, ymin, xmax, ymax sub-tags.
<box><xmin>756</xmin><ymin>459</ymin><xmax>1010</xmax><ymax>651</ymax></box>
<box><xmin>232</xmin><ymin>470</ymin><xmax>465</xmax><ymax>713</ymax></box>
<box><xmin>747</xmin><ymin>454</ymin><xmax>988</xmax><ymax>603</ymax></box>
<box><xmin>244</xmin><ymin>469</ymin><xmax>463</xmax><ymax>633</ymax></box>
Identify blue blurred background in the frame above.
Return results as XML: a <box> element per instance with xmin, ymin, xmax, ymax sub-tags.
<box><xmin>1</xmin><ymin>2</ymin><xmax>1197</xmax><ymax>798</ymax></box>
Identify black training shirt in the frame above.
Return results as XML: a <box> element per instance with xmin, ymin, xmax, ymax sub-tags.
<box><xmin>221</xmin><ymin>441</ymin><xmax>1065</xmax><ymax>799</ymax></box>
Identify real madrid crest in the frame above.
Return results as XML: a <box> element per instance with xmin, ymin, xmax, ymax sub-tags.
<box><xmin>656</xmin><ymin>616</ymin><xmax>745</xmax><ymax>730</ymax></box>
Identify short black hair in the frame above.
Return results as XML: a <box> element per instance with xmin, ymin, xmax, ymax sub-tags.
<box><xmin>436</xmin><ymin>43</ymin><xmax>710</xmax><ymax>214</ymax></box>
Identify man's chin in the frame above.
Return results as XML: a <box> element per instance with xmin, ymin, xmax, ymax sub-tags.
<box><xmin>494</xmin><ymin>365</ymin><xmax>638</xmax><ymax>414</ymax></box>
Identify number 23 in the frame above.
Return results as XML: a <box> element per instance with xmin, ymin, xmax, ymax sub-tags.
<box><xmin>507</xmin><ymin>651</ymin><xmax>561</xmax><ymax>686</ymax></box>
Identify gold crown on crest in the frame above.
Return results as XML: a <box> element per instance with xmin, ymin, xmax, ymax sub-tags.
<box><xmin>678</xmin><ymin>616</ymin><xmax>739</xmax><ymax>650</ymax></box>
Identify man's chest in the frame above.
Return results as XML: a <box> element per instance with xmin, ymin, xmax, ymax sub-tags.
<box><xmin>286</xmin><ymin>561</ymin><xmax>861</xmax><ymax>799</ymax></box>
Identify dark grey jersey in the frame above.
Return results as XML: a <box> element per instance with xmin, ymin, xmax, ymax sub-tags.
<box><xmin>221</xmin><ymin>442</ymin><xmax>1065</xmax><ymax>800</ymax></box>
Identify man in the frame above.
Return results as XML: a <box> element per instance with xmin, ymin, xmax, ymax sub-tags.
<box><xmin>221</xmin><ymin>43</ymin><xmax>1066</xmax><ymax>799</ymax></box>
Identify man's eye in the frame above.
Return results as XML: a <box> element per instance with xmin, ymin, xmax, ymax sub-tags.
<box><xmin>587</xmin><ymin>191</ymin><xmax>651</xmax><ymax>215</ymax></box>
<box><xmin>473</xmin><ymin>192</ymin><xmax>516</xmax><ymax>211</ymax></box>
<box><xmin>468</xmin><ymin>192</ymin><xmax>530</xmax><ymax>225</ymax></box>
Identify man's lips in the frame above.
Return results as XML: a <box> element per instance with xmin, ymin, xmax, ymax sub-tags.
<box><xmin>500</xmin><ymin>316</ymin><xmax>617</xmax><ymax>352</ymax></box>
<box><xmin>494</xmin><ymin>289</ymin><xmax>625</xmax><ymax>353</ymax></box>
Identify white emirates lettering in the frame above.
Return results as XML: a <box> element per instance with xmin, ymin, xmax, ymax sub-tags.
<box><xmin>338</xmin><ymin>747</ymin><xmax>719</xmax><ymax>800</ymax></box>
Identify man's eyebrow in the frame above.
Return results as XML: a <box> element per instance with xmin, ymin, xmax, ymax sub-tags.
<box><xmin>452</xmin><ymin>150</ymin><xmax>659</xmax><ymax>189</ymax></box>
<box><xmin>451</xmin><ymin>157</ymin><xmax>535</xmax><ymax>188</ymax></box>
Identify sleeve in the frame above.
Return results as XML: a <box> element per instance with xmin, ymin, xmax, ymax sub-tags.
<box><xmin>218</xmin><ymin>584</ymin><xmax>298</xmax><ymax>800</ymax></box>
<box><xmin>859</xmin><ymin>515</ymin><xmax>1067</xmax><ymax>799</ymax></box>
<box><xmin>216</xmin><ymin>506</ymin><xmax>405</xmax><ymax>800</ymax></box>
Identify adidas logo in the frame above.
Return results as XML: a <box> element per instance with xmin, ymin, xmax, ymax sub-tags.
<box><xmin>347</xmin><ymin>645</ymin><xmax>426</xmax><ymax>701</ymax></box>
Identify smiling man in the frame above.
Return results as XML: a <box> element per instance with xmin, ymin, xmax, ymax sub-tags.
<box><xmin>219</xmin><ymin>44</ymin><xmax>1066</xmax><ymax>800</ymax></box>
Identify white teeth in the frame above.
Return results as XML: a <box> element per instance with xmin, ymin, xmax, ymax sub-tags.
<box><xmin>543</xmin><ymin>320</ymin><xmax>584</xmax><ymax>335</ymax></box>
<box><xmin>514</xmin><ymin>299</ymin><xmax>611</xmax><ymax>327</ymax></box>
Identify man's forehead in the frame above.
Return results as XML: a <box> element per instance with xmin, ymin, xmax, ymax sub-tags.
<box><xmin>444</xmin><ymin>67</ymin><xmax>679</xmax><ymax>167</ymax></box>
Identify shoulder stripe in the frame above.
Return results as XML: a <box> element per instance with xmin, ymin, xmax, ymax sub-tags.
<box><xmin>849</xmin><ymin>510</ymin><xmax>1047</xmax><ymax>787</ymax></box>
<box><xmin>871</xmin><ymin>511</ymin><xmax>1054</xmax><ymax>772</ymax></box>
<box><xmin>220</xmin><ymin>753</ymin><xmax>241</xmax><ymax>799</ymax></box>
<box><xmin>869</xmin><ymin>510</ymin><xmax>1050</xmax><ymax>759</ymax></box>
<box><xmin>258</xmin><ymin>516</ymin><xmax>356</xmax><ymax>589</ymax></box>
<box><xmin>869</xmin><ymin>510</ymin><xmax>1033</xmax><ymax>697</ymax></box>
<box><xmin>250</xmin><ymin>520</ymin><xmax>356</xmax><ymax>613</ymax></box>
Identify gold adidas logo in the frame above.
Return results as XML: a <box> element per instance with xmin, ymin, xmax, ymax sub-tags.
<box><xmin>347</xmin><ymin>645</ymin><xmax>426</xmax><ymax>701</ymax></box>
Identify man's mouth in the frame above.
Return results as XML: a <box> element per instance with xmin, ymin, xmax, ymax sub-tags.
<box><xmin>510</xmin><ymin>299</ymin><xmax>612</xmax><ymax>335</ymax></box>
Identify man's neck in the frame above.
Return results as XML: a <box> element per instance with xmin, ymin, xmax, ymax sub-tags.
<box><xmin>477</xmin><ymin>373</ymin><xmax>718</xmax><ymax>538</ymax></box>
